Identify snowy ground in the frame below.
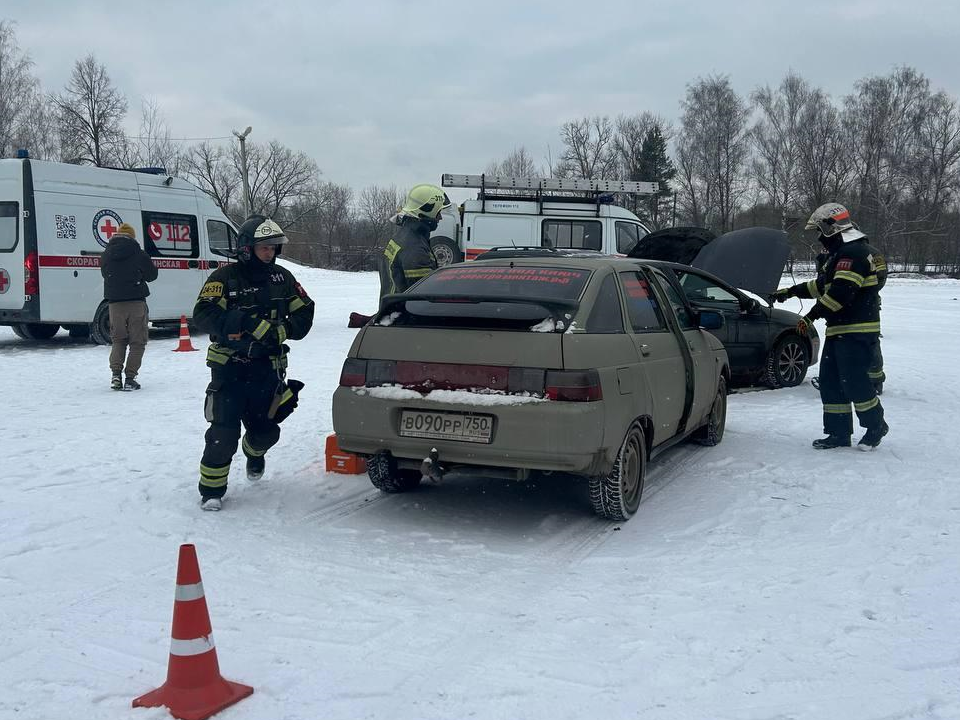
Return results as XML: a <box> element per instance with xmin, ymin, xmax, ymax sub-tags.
<box><xmin>2</xmin><ymin>267</ymin><xmax>959</xmax><ymax>720</ymax></box>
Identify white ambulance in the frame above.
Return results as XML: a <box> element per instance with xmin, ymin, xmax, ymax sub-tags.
<box><xmin>0</xmin><ymin>156</ymin><xmax>237</xmax><ymax>343</ymax></box>
<box><xmin>429</xmin><ymin>173</ymin><xmax>658</xmax><ymax>266</ymax></box>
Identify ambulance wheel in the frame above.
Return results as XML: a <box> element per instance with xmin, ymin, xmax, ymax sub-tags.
<box><xmin>66</xmin><ymin>324</ymin><xmax>90</xmax><ymax>339</ymax></box>
<box><xmin>431</xmin><ymin>237</ymin><xmax>462</xmax><ymax>267</ymax></box>
<box><xmin>12</xmin><ymin>322</ymin><xmax>59</xmax><ymax>340</ymax></box>
<box><xmin>90</xmin><ymin>303</ymin><xmax>111</xmax><ymax>345</ymax></box>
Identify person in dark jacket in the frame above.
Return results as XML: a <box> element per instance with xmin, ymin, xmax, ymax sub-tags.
<box><xmin>378</xmin><ymin>184</ymin><xmax>451</xmax><ymax>299</ymax></box>
<box><xmin>773</xmin><ymin>203</ymin><xmax>888</xmax><ymax>450</ymax></box>
<box><xmin>100</xmin><ymin>222</ymin><xmax>158</xmax><ymax>390</ymax></box>
<box><xmin>192</xmin><ymin>215</ymin><xmax>315</xmax><ymax>511</ymax></box>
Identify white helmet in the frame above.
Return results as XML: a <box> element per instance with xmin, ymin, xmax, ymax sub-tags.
<box><xmin>805</xmin><ymin>202</ymin><xmax>865</xmax><ymax>242</ymax></box>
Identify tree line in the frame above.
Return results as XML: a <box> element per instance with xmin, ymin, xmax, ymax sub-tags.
<box><xmin>2</xmin><ymin>19</ymin><xmax>958</xmax><ymax>274</ymax></box>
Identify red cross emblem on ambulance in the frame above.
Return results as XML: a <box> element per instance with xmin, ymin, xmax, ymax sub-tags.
<box><xmin>0</xmin><ymin>268</ymin><xmax>10</xmax><ymax>294</ymax></box>
<box><xmin>92</xmin><ymin>209</ymin><xmax>124</xmax><ymax>248</ymax></box>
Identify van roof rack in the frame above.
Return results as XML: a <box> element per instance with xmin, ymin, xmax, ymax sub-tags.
<box><xmin>442</xmin><ymin>173</ymin><xmax>659</xmax><ymax>195</ymax></box>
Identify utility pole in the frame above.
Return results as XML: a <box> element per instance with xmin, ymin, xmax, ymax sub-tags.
<box><xmin>232</xmin><ymin>126</ymin><xmax>253</xmax><ymax>217</ymax></box>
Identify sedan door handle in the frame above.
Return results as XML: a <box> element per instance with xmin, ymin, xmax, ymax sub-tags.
<box><xmin>639</xmin><ymin>344</ymin><xmax>651</xmax><ymax>356</ymax></box>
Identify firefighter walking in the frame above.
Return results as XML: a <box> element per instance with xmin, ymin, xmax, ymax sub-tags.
<box><xmin>773</xmin><ymin>203</ymin><xmax>889</xmax><ymax>450</ymax></box>
<box><xmin>192</xmin><ymin>216</ymin><xmax>315</xmax><ymax>510</ymax></box>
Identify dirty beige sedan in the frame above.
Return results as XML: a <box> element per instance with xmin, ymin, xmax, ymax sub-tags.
<box><xmin>333</xmin><ymin>254</ymin><xmax>730</xmax><ymax>521</ymax></box>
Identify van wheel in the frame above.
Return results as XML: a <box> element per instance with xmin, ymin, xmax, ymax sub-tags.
<box><xmin>367</xmin><ymin>452</ymin><xmax>422</xmax><ymax>493</ymax></box>
<box><xmin>66</xmin><ymin>324</ymin><xmax>91</xmax><ymax>339</ymax></box>
<box><xmin>589</xmin><ymin>423</ymin><xmax>646</xmax><ymax>521</ymax></box>
<box><xmin>693</xmin><ymin>376</ymin><xmax>727</xmax><ymax>446</ymax></box>
<box><xmin>90</xmin><ymin>303</ymin><xmax>111</xmax><ymax>345</ymax></box>
<box><xmin>12</xmin><ymin>323</ymin><xmax>60</xmax><ymax>340</ymax></box>
<box><xmin>431</xmin><ymin>237</ymin><xmax>462</xmax><ymax>267</ymax></box>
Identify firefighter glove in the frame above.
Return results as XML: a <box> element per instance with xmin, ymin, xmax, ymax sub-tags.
<box><xmin>797</xmin><ymin>316</ymin><xmax>813</xmax><ymax>336</ymax></box>
<box><xmin>771</xmin><ymin>288</ymin><xmax>792</xmax><ymax>303</ymax></box>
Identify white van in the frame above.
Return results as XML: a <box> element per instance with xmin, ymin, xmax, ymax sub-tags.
<box><xmin>430</xmin><ymin>173</ymin><xmax>658</xmax><ymax>266</ymax></box>
<box><xmin>0</xmin><ymin>156</ymin><xmax>237</xmax><ymax>343</ymax></box>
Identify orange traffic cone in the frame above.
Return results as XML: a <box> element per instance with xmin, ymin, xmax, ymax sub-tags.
<box><xmin>133</xmin><ymin>544</ymin><xmax>253</xmax><ymax>720</ymax></box>
<box><xmin>172</xmin><ymin>315</ymin><xmax>197</xmax><ymax>352</ymax></box>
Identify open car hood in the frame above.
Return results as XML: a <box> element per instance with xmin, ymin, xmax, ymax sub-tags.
<box><xmin>630</xmin><ymin>226</ymin><xmax>789</xmax><ymax>297</ymax></box>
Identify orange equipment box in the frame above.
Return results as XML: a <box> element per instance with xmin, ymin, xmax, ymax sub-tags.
<box><xmin>325</xmin><ymin>433</ymin><xmax>367</xmax><ymax>474</ymax></box>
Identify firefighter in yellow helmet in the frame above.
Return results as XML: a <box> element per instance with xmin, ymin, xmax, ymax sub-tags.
<box><xmin>378</xmin><ymin>184</ymin><xmax>451</xmax><ymax>298</ymax></box>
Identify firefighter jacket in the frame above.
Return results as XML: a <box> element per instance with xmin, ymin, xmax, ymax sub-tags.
<box><xmin>786</xmin><ymin>237</ymin><xmax>882</xmax><ymax>337</ymax></box>
<box><xmin>193</xmin><ymin>260</ymin><xmax>314</xmax><ymax>369</ymax></box>
<box><xmin>378</xmin><ymin>216</ymin><xmax>436</xmax><ymax>298</ymax></box>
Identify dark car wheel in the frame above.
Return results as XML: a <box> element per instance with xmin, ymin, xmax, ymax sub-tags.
<box><xmin>90</xmin><ymin>302</ymin><xmax>111</xmax><ymax>345</ymax></box>
<box><xmin>589</xmin><ymin>423</ymin><xmax>646</xmax><ymax>521</ymax></box>
<box><xmin>12</xmin><ymin>322</ymin><xmax>60</xmax><ymax>340</ymax></box>
<box><xmin>693</xmin><ymin>376</ymin><xmax>727</xmax><ymax>446</ymax></box>
<box><xmin>367</xmin><ymin>452</ymin><xmax>422</xmax><ymax>493</ymax></box>
<box><xmin>764</xmin><ymin>334</ymin><xmax>809</xmax><ymax>388</ymax></box>
<box><xmin>431</xmin><ymin>237</ymin><xmax>462</xmax><ymax>267</ymax></box>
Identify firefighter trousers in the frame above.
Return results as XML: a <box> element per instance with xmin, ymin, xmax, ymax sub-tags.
<box><xmin>818</xmin><ymin>334</ymin><xmax>884</xmax><ymax>437</ymax></box>
<box><xmin>199</xmin><ymin>359</ymin><xmax>283</xmax><ymax>498</ymax></box>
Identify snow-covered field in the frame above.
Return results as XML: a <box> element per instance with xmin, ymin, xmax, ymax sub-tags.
<box><xmin>2</xmin><ymin>268</ymin><xmax>959</xmax><ymax>720</ymax></box>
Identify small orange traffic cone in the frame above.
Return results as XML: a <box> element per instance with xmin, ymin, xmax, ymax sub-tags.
<box><xmin>172</xmin><ymin>315</ymin><xmax>197</xmax><ymax>352</ymax></box>
<box><xmin>133</xmin><ymin>544</ymin><xmax>253</xmax><ymax>720</ymax></box>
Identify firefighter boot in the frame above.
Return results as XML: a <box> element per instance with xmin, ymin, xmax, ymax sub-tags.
<box><xmin>812</xmin><ymin>434</ymin><xmax>852</xmax><ymax>450</ymax></box>
<box><xmin>246</xmin><ymin>454</ymin><xmax>265</xmax><ymax>481</ymax></box>
<box><xmin>858</xmin><ymin>421</ymin><xmax>889</xmax><ymax>451</ymax></box>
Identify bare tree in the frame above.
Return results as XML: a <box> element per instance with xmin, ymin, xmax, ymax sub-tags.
<box><xmin>53</xmin><ymin>54</ymin><xmax>127</xmax><ymax>166</ymax></box>
<box><xmin>241</xmin><ymin>140</ymin><xmax>320</xmax><ymax>220</ymax></box>
<box><xmin>677</xmin><ymin>75</ymin><xmax>751</xmax><ymax>231</ymax></box>
<box><xmin>484</xmin><ymin>146</ymin><xmax>542</xmax><ymax>177</ymax></box>
<box><xmin>130</xmin><ymin>98</ymin><xmax>183</xmax><ymax>173</ymax></box>
<box><xmin>614</xmin><ymin>112</ymin><xmax>672</xmax><ymax>179</ymax></box>
<box><xmin>751</xmin><ymin>72</ymin><xmax>813</xmax><ymax>228</ymax></box>
<box><xmin>183</xmin><ymin>141</ymin><xmax>240</xmax><ymax>217</ymax></box>
<box><xmin>556</xmin><ymin>116</ymin><xmax>618</xmax><ymax>178</ymax></box>
<box><xmin>0</xmin><ymin>20</ymin><xmax>43</xmax><ymax>157</ymax></box>
<box><xmin>795</xmin><ymin>89</ymin><xmax>850</xmax><ymax>210</ymax></box>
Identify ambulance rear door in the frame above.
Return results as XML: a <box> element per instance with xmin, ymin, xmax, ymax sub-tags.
<box><xmin>0</xmin><ymin>160</ymin><xmax>25</xmax><ymax>316</ymax></box>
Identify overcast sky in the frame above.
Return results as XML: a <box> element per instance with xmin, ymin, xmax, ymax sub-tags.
<box><xmin>6</xmin><ymin>0</ymin><xmax>960</xmax><ymax>200</ymax></box>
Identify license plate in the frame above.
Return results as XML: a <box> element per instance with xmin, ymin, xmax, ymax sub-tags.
<box><xmin>398</xmin><ymin>410</ymin><xmax>494</xmax><ymax>444</ymax></box>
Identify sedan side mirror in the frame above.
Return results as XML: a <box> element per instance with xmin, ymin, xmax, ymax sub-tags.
<box><xmin>741</xmin><ymin>298</ymin><xmax>761</xmax><ymax>314</ymax></box>
<box><xmin>697</xmin><ymin>310</ymin><xmax>724</xmax><ymax>330</ymax></box>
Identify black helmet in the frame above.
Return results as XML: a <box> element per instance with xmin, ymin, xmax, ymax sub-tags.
<box><xmin>236</xmin><ymin>215</ymin><xmax>288</xmax><ymax>262</ymax></box>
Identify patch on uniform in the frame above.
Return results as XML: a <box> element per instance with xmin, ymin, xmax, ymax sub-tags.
<box><xmin>295</xmin><ymin>282</ymin><xmax>309</xmax><ymax>298</ymax></box>
<box><xmin>835</xmin><ymin>259</ymin><xmax>853</xmax><ymax>271</ymax></box>
<box><xmin>199</xmin><ymin>281</ymin><xmax>224</xmax><ymax>298</ymax></box>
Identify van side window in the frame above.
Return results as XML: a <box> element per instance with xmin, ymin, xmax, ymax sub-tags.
<box><xmin>618</xmin><ymin>271</ymin><xmax>667</xmax><ymax>333</ymax></box>
<box><xmin>585</xmin><ymin>273</ymin><xmax>624</xmax><ymax>333</ymax></box>
<box><xmin>615</xmin><ymin>222</ymin><xmax>645</xmax><ymax>254</ymax></box>
<box><xmin>0</xmin><ymin>202</ymin><xmax>18</xmax><ymax>252</ymax></box>
<box><xmin>207</xmin><ymin>220</ymin><xmax>236</xmax><ymax>258</ymax></box>
<box><xmin>542</xmin><ymin>219</ymin><xmax>602</xmax><ymax>251</ymax></box>
<box><xmin>140</xmin><ymin>211</ymin><xmax>199</xmax><ymax>258</ymax></box>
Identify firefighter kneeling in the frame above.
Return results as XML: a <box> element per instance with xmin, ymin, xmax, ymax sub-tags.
<box><xmin>192</xmin><ymin>216</ymin><xmax>315</xmax><ymax>510</ymax></box>
<box><xmin>773</xmin><ymin>203</ymin><xmax>889</xmax><ymax>450</ymax></box>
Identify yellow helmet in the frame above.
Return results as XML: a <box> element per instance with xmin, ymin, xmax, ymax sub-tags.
<box><xmin>400</xmin><ymin>184</ymin><xmax>451</xmax><ymax>220</ymax></box>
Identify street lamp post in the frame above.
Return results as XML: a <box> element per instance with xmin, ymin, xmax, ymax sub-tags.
<box><xmin>232</xmin><ymin>126</ymin><xmax>253</xmax><ymax>217</ymax></box>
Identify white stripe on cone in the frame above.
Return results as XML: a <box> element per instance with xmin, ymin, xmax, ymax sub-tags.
<box><xmin>175</xmin><ymin>582</ymin><xmax>205</xmax><ymax>602</ymax></box>
<box><xmin>169</xmin><ymin>635</ymin><xmax>216</xmax><ymax>657</ymax></box>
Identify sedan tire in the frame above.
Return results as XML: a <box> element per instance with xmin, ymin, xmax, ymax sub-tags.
<box><xmin>589</xmin><ymin>423</ymin><xmax>646</xmax><ymax>521</ymax></box>
<box><xmin>367</xmin><ymin>451</ymin><xmax>423</xmax><ymax>493</ymax></box>
<box><xmin>693</xmin><ymin>376</ymin><xmax>727</xmax><ymax>446</ymax></box>
<box><xmin>764</xmin><ymin>333</ymin><xmax>809</xmax><ymax>388</ymax></box>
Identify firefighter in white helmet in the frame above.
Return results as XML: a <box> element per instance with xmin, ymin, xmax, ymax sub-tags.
<box><xmin>772</xmin><ymin>203</ymin><xmax>888</xmax><ymax>449</ymax></box>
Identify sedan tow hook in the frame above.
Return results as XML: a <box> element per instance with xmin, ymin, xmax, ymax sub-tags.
<box><xmin>420</xmin><ymin>447</ymin><xmax>445</xmax><ymax>483</ymax></box>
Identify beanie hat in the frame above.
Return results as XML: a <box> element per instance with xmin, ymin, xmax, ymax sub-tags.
<box><xmin>116</xmin><ymin>222</ymin><xmax>137</xmax><ymax>238</ymax></box>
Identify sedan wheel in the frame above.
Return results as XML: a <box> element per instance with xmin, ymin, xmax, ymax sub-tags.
<box><xmin>589</xmin><ymin>424</ymin><xmax>646</xmax><ymax>521</ymax></box>
<box><xmin>367</xmin><ymin>451</ymin><xmax>422</xmax><ymax>493</ymax></box>
<box><xmin>694</xmin><ymin>376</ymin><xmax>727</xmax><ymax>446</ymax></box>
<box><xmin>765</xmin><ymin>334</ymin><xmax>809</xmax><ymax>388</ymax></box>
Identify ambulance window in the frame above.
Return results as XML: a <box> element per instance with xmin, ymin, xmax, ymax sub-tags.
<box><xmin>207</xmin><ymin>220</ymin><xmax>236</xmax><ymax>258</ymax></box>
<box><xmin>616</xmin><ymin>222</ymin><xmax>645</xmax><ymax>254</ymax></box>
<box><xmin>0</xmin><ymin>202</ymin><xmax>18</xmax><ymax>252</ymax></box>
<box><xmin>140</xmin><ymin>211</ymin><xmax>199</xmax><ymax>258</ymax></box>
<box><xmin>542</xmin><ymin>220</ymin><xmax>602</xmax><ymax>251</ymax></box>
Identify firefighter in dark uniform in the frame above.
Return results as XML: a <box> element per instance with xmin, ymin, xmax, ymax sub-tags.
<box><xmin>378</xmin><ymin>184</ymin><xmax>451</xmax><ymax>298</ymax></box>
<box><xmin>192</xmin><ymin>216</ymin><xmax>315</xmax><ymax>510</ymax></box>
<box><xmin>772</xmin><ymin>203</ymin><xmax>888</xmax><ymax>449</ymax></box>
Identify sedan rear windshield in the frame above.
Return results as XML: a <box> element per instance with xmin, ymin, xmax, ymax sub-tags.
<box><xmin>414</xmin><ymin>265</ymin><xmax>591</xmax><ymax>301</ymax></box>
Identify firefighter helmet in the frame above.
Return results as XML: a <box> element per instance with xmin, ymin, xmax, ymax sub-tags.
<box><xmin>400</xmin><ymin>184</ymin><xmax>451</xmax><ymax>221</ymax></box>
<box><xmin>236</xmin><ymin>215</ymin><xmax>288</xmax><ymax>261</ymax></box>
<box><xmin>805</xmin><ymin>203</ymin><xmax>856</xmax><ymax>237</ymax></box>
